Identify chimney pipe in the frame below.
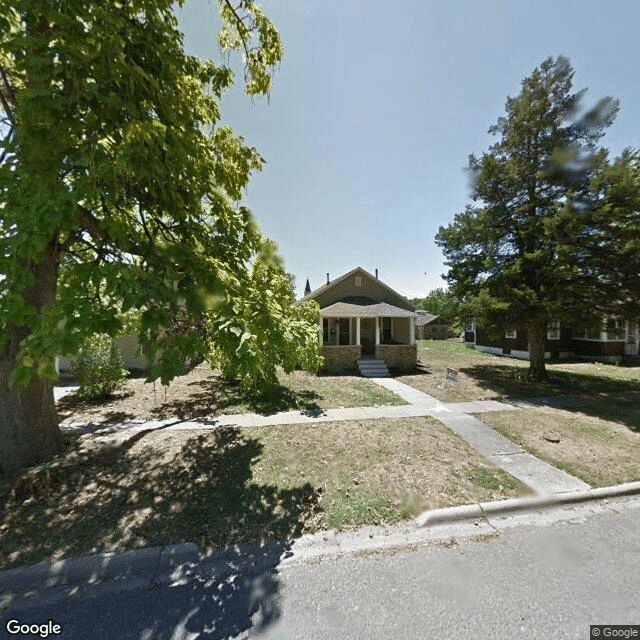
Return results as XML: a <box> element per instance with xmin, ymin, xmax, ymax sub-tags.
<box><xmin>326</xmin><ymin>273</ymin><xmax>330</xmax><ymax>284</ymax></box>
<box><xmin>375</xmin><ymin>268</ymin><xmax>378</xmax><ymax>279</ymax></box>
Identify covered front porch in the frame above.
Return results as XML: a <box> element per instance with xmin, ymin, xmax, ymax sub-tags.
<box><xmin>319</xmin><ymin>298</ymin><xmax>418</xmax><ymax>371</ymax></box>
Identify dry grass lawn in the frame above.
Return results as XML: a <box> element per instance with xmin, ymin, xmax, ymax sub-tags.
<box><xmin>0</xmin><ymin>417</ymin><xmax>528</xmax><ymax>571</ymax></box>
<box><xmin>478</xmin><ymin>398</ymin><xmax>640</xmax><ymax>487</ymax></box>
<box><xmin>397</xmin><ymin>339</ymin><xmax>640</xmax><ymax>403</ymax></box>
<box><xmin>57</xmin><ymin>366</ymin><xmax>405</xmax><ymax>425</ymax></box>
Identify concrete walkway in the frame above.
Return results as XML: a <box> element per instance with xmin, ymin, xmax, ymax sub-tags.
<box><xmin>58</xmin><ymin>377</ymin><xmax>590</xmax><ymax>495</ymax></box>
<box><xmin>369</xmin><ymin>377</ymin><xmax>589</xmax><ymax>494</ymax></box>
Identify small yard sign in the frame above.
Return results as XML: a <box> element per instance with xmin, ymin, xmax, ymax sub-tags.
<box><xmin>446</xmin><ymin>367</ymin><xmax>459</xmax><ymax>383</ymax></box>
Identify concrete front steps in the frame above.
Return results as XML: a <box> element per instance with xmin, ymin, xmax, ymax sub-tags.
<box><xmin>358</xmin><ymin>358</ymin><xmax>390</xmax><ymax>378</ymax></box>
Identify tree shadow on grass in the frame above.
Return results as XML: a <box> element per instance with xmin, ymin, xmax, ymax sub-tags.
<box><xmin>56</xmin><ymin>390</ymin><xmax>136</xmax><ymax>420</ymax></box>
<box><xmin>461</xmin><ymin>363</ymin><xmax>640</xmax><ymax>432</ymax></box>
<box><xmin>2</xmin><ymin>427</ymin><xmax>322</xmax><ymax>573</ymax></box>
<box><xmin>152</xmin><ymin>377</ymin><xmax>323</xmax><ymax>418</ymax></box>
<box><xmin>389</xmin><ymin>363</ymin><xmax>433</xmax><ymax>377</ymax></box>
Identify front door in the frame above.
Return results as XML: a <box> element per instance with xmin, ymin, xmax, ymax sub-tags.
<box><xmin>360</xmin><ymin>318</ymin><xmax>375</xmax><ymax>355</ymax></box>
<box><xmin>626</xmin><ymin>322</ymin><xmax>638</xmax><ymax>355</ymax></box>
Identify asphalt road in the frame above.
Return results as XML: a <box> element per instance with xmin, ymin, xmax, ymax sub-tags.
<box><xmin>3</xmin><ymin>496</ymin><xmax>640</xmax><ymax>640</ymax></box>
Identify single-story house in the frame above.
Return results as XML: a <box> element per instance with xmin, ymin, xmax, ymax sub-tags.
<box><xmin>296</xmin><ymin>267</ymin><xmax>418</xmax><ymax>371</ymax></box>
<box><xmin>414</xmin><ymin>311</ymin><xmax>452</xmax><ymax>340</ymax></box>
<box><xmin>465</xmin><ymin>320</ymin><xmax>640</xmax><ymax>364</ymax></box>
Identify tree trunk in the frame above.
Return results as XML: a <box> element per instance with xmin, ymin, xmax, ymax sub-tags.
<box><xmin>0</xmin><ymin>250</ymin><xmax>64</xmax><ymax>475</ymax></box>
<box><xmin>527</xmin><ymin>322</ymin><xmax>548</xmax><ymax>380</ymax></box>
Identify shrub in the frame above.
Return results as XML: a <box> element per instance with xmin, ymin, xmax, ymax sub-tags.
<box><xmin>71</xmin><ymin>335</ymin><xmax>127</xmax><ymax>399</ymax></box>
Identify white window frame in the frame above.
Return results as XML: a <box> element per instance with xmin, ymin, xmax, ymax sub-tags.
<box><xmin>605</xmin><ymin>318</ymin><xmax>625</xmax><ymax>341</ymax></box>
<box><xmin>505</xmin><ymin>328</ymin><xmax>517</xmax><ymax>339</ymax></box>
<box><xmin>547</xmin><ymin>321</ymin><xmax>560</xmax><ymax>341</ymax></box>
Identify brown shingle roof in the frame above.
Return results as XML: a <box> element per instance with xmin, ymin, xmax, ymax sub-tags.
<box><xmin>415</xmin><ymin>312</ymin><xmax>440</xmax><ymax>326</ymax></box>
<box><xmin>320</xmin><ymin>296</ymin><xmax>417</xmax><ymax>318</ymax></box>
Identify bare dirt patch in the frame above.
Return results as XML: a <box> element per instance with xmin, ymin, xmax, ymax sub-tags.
<box><xmin>56</xmin><ymin>366</ymin><xmax>405</xmax><ymax>425</ymax></box>
<box><xmin>0</xmin><ymin>417</ymin><xmax>527</xmax><ymax>570</ymax></box>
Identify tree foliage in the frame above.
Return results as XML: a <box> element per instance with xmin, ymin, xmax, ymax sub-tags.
<box><xmin>435</xmin><ymin>56</ymin><xmax>636</xmax><ymax>379</ymax></box>
<box><xmin>411</xmin><ymin>288</ymin><xmax>461</xmax><ymax>330</ymax></box>
<box><xmin>207</xmin><ymin>240</ymin><xmax>322</xmax><ymax>393</ymax></box>
<box><xmin>0</xmin><ymin>0</ymin><xmax>318</xmax><ymax>473</ymax></box>
<box><xmin>71</xmin><ymin>334</ymin><xmax>127</xmax><ymax>399</ymax></box>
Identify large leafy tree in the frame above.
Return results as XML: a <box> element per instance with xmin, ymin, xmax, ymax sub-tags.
<box><xmin>0</xmin><ymin>0</ymin><xmax>299</xmax><ymax>474</ymax></box>
<box><xmin>208</xmin><ymin>240</ymin><xmax>322</xmax><ymax>393</ymax></box>
<box><xmin>411</xmin><ymin>287</ymin><xmax>461</xmax><ymax>330</ymax></box>
<box><xmin>436</xmin><ymin>56</ymin><xmax>624</xmax><ymax>380</ymax></box>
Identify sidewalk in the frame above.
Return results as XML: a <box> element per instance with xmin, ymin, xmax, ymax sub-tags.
<box><xmin>1</xmin><ymin>382</ymin><xmax>635</xmax><ymax>593</ymax></box>
<box><xmin>60</xmin><ymin>378</ymin><xmax>590</xmax><ymax>495</ymax></box>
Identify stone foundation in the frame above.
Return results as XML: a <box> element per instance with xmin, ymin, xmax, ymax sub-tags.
<box><xmin>374</xmin><ymin>344</ymin><xmax>417</xmax><ymax>368</ymax></box>
<box><xmin>321</xmin><ymin>345</ymin><xmax>362</xmax><ymax>371</ymax></box>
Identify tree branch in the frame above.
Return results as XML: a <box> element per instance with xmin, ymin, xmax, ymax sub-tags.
<box><xmin>0</xmin><ymin>68</ymin><xmax>17</xmax><ymax>127</ymax></box>
<box><xmin>223</xmin><ymin>0</ymin><xmax>252</xmax><ymax>62</ymax></box>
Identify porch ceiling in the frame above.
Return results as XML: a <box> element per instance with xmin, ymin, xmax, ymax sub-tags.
<box><xmin>320</xmin><ymin>296</ymin><xmax>417</xmax><ymax>318</ymax></box>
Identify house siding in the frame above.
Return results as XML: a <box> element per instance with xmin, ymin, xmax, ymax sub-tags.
<box><xmin>471</xmin><ymin>323</ymin><xmax>630</xmax><ymax>363</ymax></box>
<box><xmin>56</xmin><ymin>333</ymin><xmax>150</xmax><ymax>373</ymax></box>
<box><xmin>312</xmin><ymin>271</ymin><xmax>414</xmax><ymax>311</ymax></box>
<box><xmin>417</xmin><ymin>322</ymin><xmax>452</xmax><ymax>340</ymax></box>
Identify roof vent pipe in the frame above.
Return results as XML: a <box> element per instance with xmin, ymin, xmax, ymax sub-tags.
<box><xmin>326</xmin><ymin>273</ymin><xmax>330</xmax><ymax>284</ymax></box>
<box><xmin>375</xmin><ymin>268</ymin><xmax>378</xmax><ymax>279</ymax></box>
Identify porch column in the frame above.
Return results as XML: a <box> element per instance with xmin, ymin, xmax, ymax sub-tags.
<box><xmin>375</xmin><ymin>317</ymin><xmax>380</xmax><ymax>346</ymax></box>
<box><xmin>410</xmin><ymin>316</ymin><xmax>416</xmax><ymax>345</ymax></box>
<box><xmin>356</xmin><ymin>317</ymin><xmax>361</xmax><ymax>345</ymax></box>
<box><xmin>349</xmin><ymin>318</ymin><xmax>353</xmax><ymax>345</ymax></box>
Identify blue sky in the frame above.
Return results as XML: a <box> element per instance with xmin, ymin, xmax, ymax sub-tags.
<box><xmin>176</xmin><ymin>0</ymin><xmax>640</xmax><ymax>300</ymax></box>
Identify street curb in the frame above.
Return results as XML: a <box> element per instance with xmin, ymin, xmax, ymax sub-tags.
<box><xmin>414</xmin><ymin>481</ymin><xmax>640</xmax><ymax>527</ymax></box>
<box><xmin>0</xmin><ymin>542</ymin><xmax>199</xmax><ymax>593</ymax></box>
<box><xmin>2</xmin><ymin>483</ymin><xmax>639</xmax><ymax>593</ymax></box>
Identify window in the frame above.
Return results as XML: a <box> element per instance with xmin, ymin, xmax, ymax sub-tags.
<box><xmin>381</xmin><ymin>317</ymin><xmax>392</xmax><ymax>343</ymax></box>
<box><xmin>547</xmin><ymin>321</ymin><xmax>560</xmax><ymax>341</ymax></box>
<box><xmin>355</xmin><ymin>276</ymin><xmax>362</xmax><ymax>287</ymax></box>
<box><xmin>606</xmin><ymin>319</ymin><xmax>625</xmax><ymax>341</ymax></box>
<box><xmin>505</xmin><ymin>328</ymin><xmax>517</xmax><ymax>339</ymax></box>
<box><xmin>572</xmin><ymin>325</ymin><xmax>602</xmax><ymax>340</ymax></box>
<box><xmin>466</xmin><ymin>322</ymin><xmax>475</xmax><ymax>333</ymax></box>
<box><xmin>339</xmin><ymin>318</ymin><xmax>350</xmax><ymax>345</ymax></box>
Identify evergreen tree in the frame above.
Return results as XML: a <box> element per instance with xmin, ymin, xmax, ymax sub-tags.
<box><xmin>436</xmin><ymin>56</ymin><xmax>620</xmax><ymax>379</ymax></box>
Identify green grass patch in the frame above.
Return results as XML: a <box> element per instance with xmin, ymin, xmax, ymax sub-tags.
<box><xmin>397</xmin><ymin>339</ymin><xmax>640</xmax><ymax>403</ymax></box>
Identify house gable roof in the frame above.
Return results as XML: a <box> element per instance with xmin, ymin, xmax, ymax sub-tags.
<box><xmin>415</xmin><ymin>312</ymin><xmax>439</xmax><ymax>326</ymax></box>
<box><xmin>320</xmin><ymin>296</ymin><xmax>417</xmax><ymax>318</ymax></box>
<box><xmin>296</xmin><ymin>267</ymin><xmax>416</xmax><ymax>312</ymax></box>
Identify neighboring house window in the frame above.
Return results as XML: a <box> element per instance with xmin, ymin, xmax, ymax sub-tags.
<box><xmin>606</xmin><ymin>318</ymin><xmax>625</xmax><ymax>341</ymax></box>
<box><xmin>547</xmin><ymin>321</ymin><xmax>560</xmax><ymax>341</ymax></box>
<box><xmin>572</xmin><ymin>325</ymin><xmax>602</xmax><ymax>340</ymax></box>
<box><xmin>355</xmin><ymin>276</ymin><xmax>362</xmax><ymax>287</ymax></box>
<box><xmin>466</xmin><ymin>322</ymin><xmax>475</xmax><ymax>332</ymax></box>
<box><xmin>505</xmin><ymin>328</ymin><xmax>517</xmax><ymax>339</ymax></box>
